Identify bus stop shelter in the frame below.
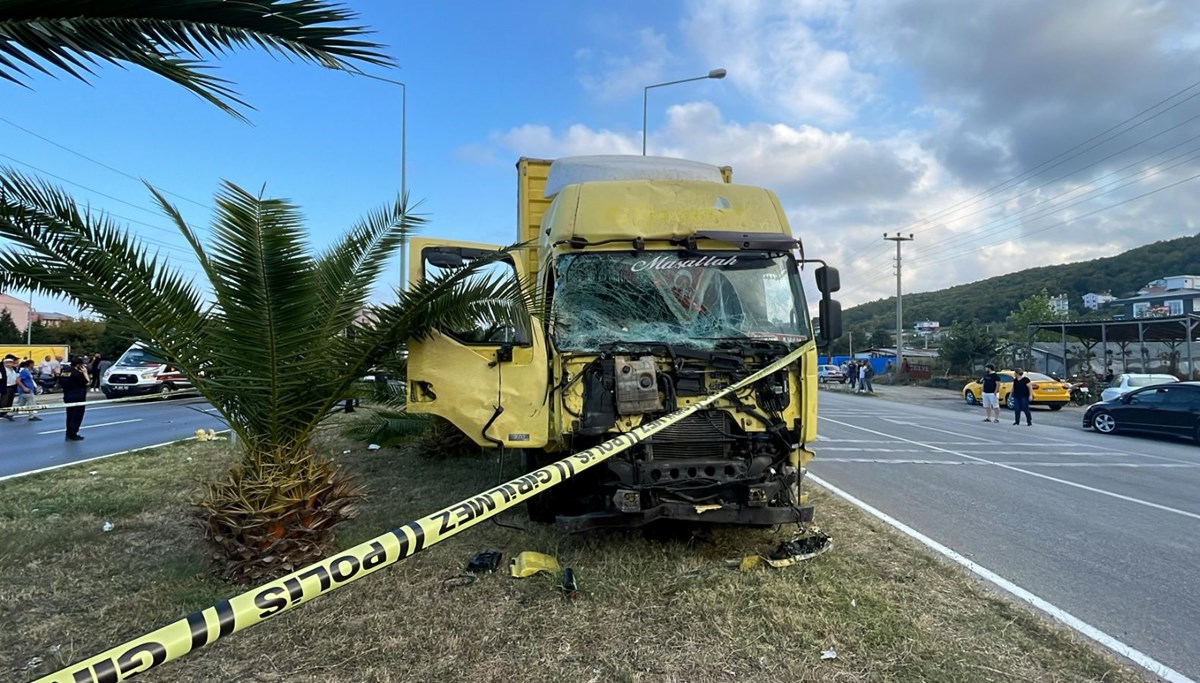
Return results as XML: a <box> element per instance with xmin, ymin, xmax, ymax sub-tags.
<box><xmin>1027</xmin><ymin>314</ymin><xmax>1200</xmax><ymax>377</ymax></box>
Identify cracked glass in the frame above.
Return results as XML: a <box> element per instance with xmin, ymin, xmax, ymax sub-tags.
<box><xmin>551</xmin><ymin>251</ymin><xmax>810</xmax><ymax>351</ymax></box>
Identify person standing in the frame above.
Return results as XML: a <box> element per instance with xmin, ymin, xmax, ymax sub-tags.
<box><xmin>856</xmin><ymin>361</ymin><xmax>867</xmax><ymax>394</ymax></box>
<box><xmin>59</xmin><ymin>356</ymin><xmax>90</xmax><ymax>440</ymax></box>
<box><xmin>1011</xmin><ymin>368</ymin><xmax>1033</xmax><ymax>426</ymax></box>
<box><xmin>979</xmin><ymin>363</ymin><xmax>1001</xmax><ymax>423</ymax></box>
<box><xmin>14</xmin><ymin>360</ymin><xmax>42</xmax><ymax>422</ymax></box>
<box><xmin>0</xmin><ymin>355</ymin><xmax>18</xmax><ymax>421</ymax></box>
<box><xmin>863</xmin><ymin>361</ymin><xmax>875</xmax><ymax>393</ymax></box>
<box><xmin>89</xmin><ymin>353</ymin><xmax>102</xmax><ymax>390</ymax></box>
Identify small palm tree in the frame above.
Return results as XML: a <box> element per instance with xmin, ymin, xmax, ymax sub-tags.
<box><xmin>0</xmin><ymin>0</ymin><xmax>389</xmax><ymax>119</ymax></box>
<box><xmin>0</xmin><ymin>173</ymin><xmax>527</xmax><ymax>582</ymax></box>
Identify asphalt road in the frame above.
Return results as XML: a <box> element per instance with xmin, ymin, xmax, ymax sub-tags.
<box><xmin>0</xmin><ymin>394</ymin><xmax>227</xmax><ymax>480</ymax></box>
<box><xmin>811</xmin><ymin>391</ymin><xmax>1200</xmax><ymax>679</ymax></box>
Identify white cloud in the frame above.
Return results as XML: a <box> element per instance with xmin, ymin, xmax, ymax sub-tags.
<box><xmin>681</xmin><ymin>0</ymin><xmax>871</xmax><ymax>125</ymax></box>
<box><xmin>576</xmin><ymin>28</ymin><xmax>674</xmax><ymax>101</ymax></box>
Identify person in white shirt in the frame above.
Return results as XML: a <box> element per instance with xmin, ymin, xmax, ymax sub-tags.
<box><xmin>1</xmin><ymin>355</ymin><xmax>18</xmax><ymax>421</ymax></box>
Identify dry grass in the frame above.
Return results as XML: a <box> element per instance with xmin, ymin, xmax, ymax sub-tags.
<box><xmin>0</xmin><ymin>429</ymin><xmax>1147</xmax><ymax>682</ymax></box>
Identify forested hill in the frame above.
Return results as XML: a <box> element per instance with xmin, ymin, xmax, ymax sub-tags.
<box><xmin>843</xmin><ymin>233</ymin><xmax>1200</xmax><ymax>330</ymax></box>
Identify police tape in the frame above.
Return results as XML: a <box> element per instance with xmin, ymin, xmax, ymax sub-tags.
<box><xmin>0</xmin><ymin>388</ymin><xmax>202</xmax><ymax>415</ymax></box>
<box><xmin>32</xmin><ymin>345</ymin><xmax>807</xmax><ymax>683</ymax></box>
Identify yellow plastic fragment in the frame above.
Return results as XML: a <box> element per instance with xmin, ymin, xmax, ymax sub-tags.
<box><xmin>694</xmin><ymin>504</ymin><xmax>722</xmax><ymax>514</ymax></box>
<box><xmin>509</xmin><ymin>551</ymin><xmax>561</xmax><ymax>578</ymax></box>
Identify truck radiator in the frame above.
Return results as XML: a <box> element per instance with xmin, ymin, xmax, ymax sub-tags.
<box><xmin>646</xmin><ymin>411</ymin><xmax>734</xmax><ymax>459</ymax></box>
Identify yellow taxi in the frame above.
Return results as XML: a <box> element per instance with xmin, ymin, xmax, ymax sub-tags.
<box><xmin>963</xmin><ymin>370</ymin><xmax>1071</xmax><ymax>411</ymax></box>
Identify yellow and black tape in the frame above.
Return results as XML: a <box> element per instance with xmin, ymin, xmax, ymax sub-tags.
<box><xmin>32</xmin><ymin>345</ymin><xmax>806</xmax><ymax>683</ymax></box>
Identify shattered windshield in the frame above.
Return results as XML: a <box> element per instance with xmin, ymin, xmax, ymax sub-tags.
<box><xmin>552</xmin><ymin>251</ymin><xmax>810</xmax><ymax>351</ymax></box>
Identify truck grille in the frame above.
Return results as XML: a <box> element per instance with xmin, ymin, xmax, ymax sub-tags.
<box><xmin>647</xmin><ymin>411</ymin><xmax>734</xmax><ymax>459</ymax></box>
<box><xmin>107</xmin><ymin>374</ymin><xmax>139</xmax><ymax>385</ymax></box>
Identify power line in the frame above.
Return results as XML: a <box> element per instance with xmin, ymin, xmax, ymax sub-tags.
<box><xmin>0</xmin><ymin>115</ymin><xmax>215</xmax><ymax>212</ymax></box>
<box><xmin>848</xmin><ymin>79</ymin><xmax>1200</xmax><ymax>266</ymax></box>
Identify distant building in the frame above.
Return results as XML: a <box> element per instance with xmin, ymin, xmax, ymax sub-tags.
<box><xmin>32</xmin><ymin>311</ymin><xmax>71</xmax><ymax>327</ymax></box>
<box><xmin>1111</xmin><ymin>275</ymin><xmax>1200</xmax><ymax>319</ymax></box>
<box><xmin>1082</xmin><ymin>292</ymin><xmax>1115</xmax><ymax>310</ymax></box>
<box><xmin>1049</xmin><ymin>294</ymin><xmax>1070</xmax><ymax>316</ymax></box>
<box><xmin>0</xmin><ymin>293</ymin><xmax>31</xmax><ymax>333</ymax></box>
<box><xmin>913</xmin><ymin>320</ymin><xmax>940</xmax><ymax>336</ymax></box>
<box><xmin>1138</xmin><ymin>275</ymin><xmax>1200</xmax><ymax>295</ymax></box>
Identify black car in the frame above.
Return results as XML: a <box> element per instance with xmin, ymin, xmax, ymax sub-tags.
<box><xmin>1083</xmin><ymin>381</ymin><xmax>1200</xmax><ymax>443</ymax></box>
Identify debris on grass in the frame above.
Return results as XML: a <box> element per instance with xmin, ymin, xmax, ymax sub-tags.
<box><xmin>465</xmin><ymin>550</ymin><xmax>502</xmax><ymax>573</ymax></box>
<box><xmin>510</xmin><ymin>551</ymin><xmax>560</xmax><ymax>578</ymax></box>
<box><xmin>735</xmin><ymin>528</ymin><xmax>833</xmax><ymax>571</ymax></box>
<box><xmin>367</xmin><ymin>443</ymin><xmax>381</xmax><ymax>451</ymax></box>
<box><xmin>101</xmin><ymin>521</ymin><xmax>114</xmax><ymax>532</ymax></box>
<box><xmin>821</xmin><ymin>646</ymin><xmax>837</xmax><ymax>660</ymax></box>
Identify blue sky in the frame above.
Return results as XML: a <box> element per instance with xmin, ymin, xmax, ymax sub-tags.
<box><xmin>4</xmin><ymin>1</ymin><xmax>1200</xmax><ymax>318</ymax></box>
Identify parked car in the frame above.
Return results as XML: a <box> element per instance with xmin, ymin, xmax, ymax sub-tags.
<box><xmin>1099</xmin><ymin>373</ymin><xmax>1179</xmax><ymax>402</ymax></box>
<box><xmin>1084</xmin><ymin>382</ymin><xmax>1200</xmax><ymax>442</ymax></box>
<box><xmin>962</xmin><ymin>370</ymin><xmax>1071</xmax><ymax>410</ymax></box>
<box><xmin>817</xmin><ymin>364</ymin><xmax>845</xmax><ymax>383</ymax></box>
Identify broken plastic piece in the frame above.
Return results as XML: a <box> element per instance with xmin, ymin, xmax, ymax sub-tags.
<box><xmin>736</xmin><ymin>529</ymin><xmax>833</xmax><ymax>571</ymax></box>
<box><xmin>821</xmin><ymin>646</ymin><xmax>837</xmax><ymax>660</ymax></box>
<box><xmin>510</xmin><ymin>551</ymin><xmax>560</xmax><ymax>578</ymax></box>
<box><xmin>101</xmin><ymin>521</ymin><xmax>114</xmax><ymax>532</ymax></box>
<box><xmin>367</xmin><ymin>443</ymin><xmax>381</xmax><ymax>451</ymax></box>
<box><xmin>466</xmin><ymin>550</ymin><xmax>502</xmax><ymax>573</ymax></box>
<box><xmin>693</xmin><ymin>504</ymin><xmax>722</xmax><ymax>514</ymax></box>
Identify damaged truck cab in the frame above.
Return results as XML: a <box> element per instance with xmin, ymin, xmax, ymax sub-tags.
<box><xmin>407</xmin><ymin>156</ymin><xmax>841</xmax><ymax>531</ymax></box>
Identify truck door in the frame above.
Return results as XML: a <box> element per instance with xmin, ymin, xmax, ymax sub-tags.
<box><xmin>405</xmin><ymin>238</ymin><xmax>549</xmax><ymax>448</ymax></box>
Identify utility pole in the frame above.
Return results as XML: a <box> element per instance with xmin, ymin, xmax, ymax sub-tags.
<box><xmin>885</xmin><ymin>233</ymin><xmax>914</xmax><ymax>382</ymax></box>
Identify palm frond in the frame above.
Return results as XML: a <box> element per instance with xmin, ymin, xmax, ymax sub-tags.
<box><xmin>312</xmin><ymin>193</ymin><xmax>425</xmax><ymax>348</ymax></box>
<box><xmin>346</xmin><ymin>246</ymin><xmax>537</xmax><ymax>381</ymax></box>
<box><xmin>0</xmin><ymin>0</ymin><xmax>391</xmax><ymax>118</ymax></box>
<box><xmin>0</xmin><ymin>168</ymin><xmax>207</xmax><ymax>369</ymax></box>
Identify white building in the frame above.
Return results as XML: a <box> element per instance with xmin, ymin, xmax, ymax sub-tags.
<box><xmin>913</xmin><ymin>321</ymin><xmax>940</xmax><ymax>336</ymax></box>
<box><xmin>1139</xmin><ymin>275</ymin><xmax>1200</xmax><ymax>295</ymax></box>
<box><xmin>1082</xmin><ymin>292</ymin><xmax>1115</xmax><ymax>310</ymax></box>
<box><xmin>1049</xmin><ymin>293</ymin><xmax>1070</xmax><ymax>316</ymax></box>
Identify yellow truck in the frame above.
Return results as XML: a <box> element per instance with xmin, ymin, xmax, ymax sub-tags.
<box><xmin>407</xmin><ymin>155</ymin><xmax>842</xmax><ymax>530</ymax></box>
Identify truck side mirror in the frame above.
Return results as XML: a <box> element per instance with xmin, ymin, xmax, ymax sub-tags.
<box><xmin>425</xmin><ymin>249</ymin><xmax>465</xmax><ymax>268</ymax></box>
<box><xmin>815</xmin><ymin>266</ymin><xmax>840</xmax><ymax>294</ymax></box>
<box><xmin>817</xmin><ymin>298</ymin><xmax>843</xmax><ymax>348</ymax></box>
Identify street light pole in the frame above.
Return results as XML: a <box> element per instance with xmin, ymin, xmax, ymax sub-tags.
<box><xmin>884</xmin><ymin>232</ymin><xmax>914</xmax><ymax>381</ymax></box>
<box><xmin>359</xmin><ymin>74</ymin><xmax>408</xmax><ymax>290</ymax></box>
<box><xmin>642</xmin><ymin>68</ymin><xmax>726</xmax><ymax>156</ymax></box>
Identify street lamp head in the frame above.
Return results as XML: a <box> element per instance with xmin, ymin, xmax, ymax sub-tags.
<box><xmin>708</xmin><ymin>68</ymin><xmax>727</xmax><ymax>79</ymax></box>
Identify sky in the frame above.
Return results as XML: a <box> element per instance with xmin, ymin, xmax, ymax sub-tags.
<box><xmin>4</xmin><ymin>0</ymin><xmax>1200</xmax><ymax>319</ymax></box>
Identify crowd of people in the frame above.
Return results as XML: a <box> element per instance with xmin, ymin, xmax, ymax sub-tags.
<box><xmin>0</xmin><ymin>352</ymin><xmax>109</xmax><ymax>440</ymax></box>
<box><xmin>838</xmin><ymin>359</ymin><xmax>876</xmax><ymax>394</ymax></box>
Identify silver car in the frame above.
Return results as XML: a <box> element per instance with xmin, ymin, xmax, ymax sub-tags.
<box><xmin>1099</xmin><ymin>373</ymin><xmax>1179</xmax><ymax>402</ymax></box>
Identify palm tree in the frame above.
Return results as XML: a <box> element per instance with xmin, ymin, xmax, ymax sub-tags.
<box><xmin>0</xmin><ymin>173</ymin><xmax>527</xmax><ymax>582</ymax></box>
<box><xmin>0</xmin><ymin>0</ymin><xmax>389</xmax><ymax>119</ymax></box>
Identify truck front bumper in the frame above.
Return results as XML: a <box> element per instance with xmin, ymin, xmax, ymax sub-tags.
<box><xmin>555</xmin><ymin>500</ymin><xmax>813</xmax><ymax>532</ymax></box>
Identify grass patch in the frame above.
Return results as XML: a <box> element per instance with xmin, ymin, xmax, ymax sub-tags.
<box><xmin>1</xmin><ymin>431</ymin><xmax>1146</xmax><ymax>682</ymax></box>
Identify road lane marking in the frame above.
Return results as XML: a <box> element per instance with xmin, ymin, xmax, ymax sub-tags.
<box><xmin>0</xmin><ymin>430</ymin><xmax>230</xmax><ymax>483</ymax></box>
<box><xmin>820</xmin><ymin>457</ymin><xmax>1200</xmax><ymax>468</ymax></box>
<box><xmin>809</xmin><ymin>474</ymin><xmax>1196</xmax><ymax>683</ymax></box>
<box><xmin>821</xmin><ymin>416</ymin><xmax>1200</xmax><ymax>522</ymax></box>
<box><xmin>37</xmin><ymin>418</ymin><xmax>142</xmax><ymax>435</ymax></box>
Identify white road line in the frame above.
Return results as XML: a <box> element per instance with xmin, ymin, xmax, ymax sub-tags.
<box><xmin>809</xmin><ymin>474</ymin><xmax>1196</xmax><ymax>683</ymax></box>
<box><xmin>820</xmin><ymin>457</ymin><xmax>1199</xmax><ymax>468</ymax></box>
<box><xmin>820</xmin><ymin>416</ymin><xmax>1200</xmax><ymax>522</ymax></box>
<box><xmin>0</xmin><ymin>430</ymin><xmax>229</xmax><ymax>483</ymax></box>
<box><xmin>880</xmin><ymin>418</ymin><xmax>1003</xmax><ymax>444</ymax></box>
<box><xmin>37</xmin><ymin>418</ymin><xmax>142</xmax><ymax>435</ymax></box>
